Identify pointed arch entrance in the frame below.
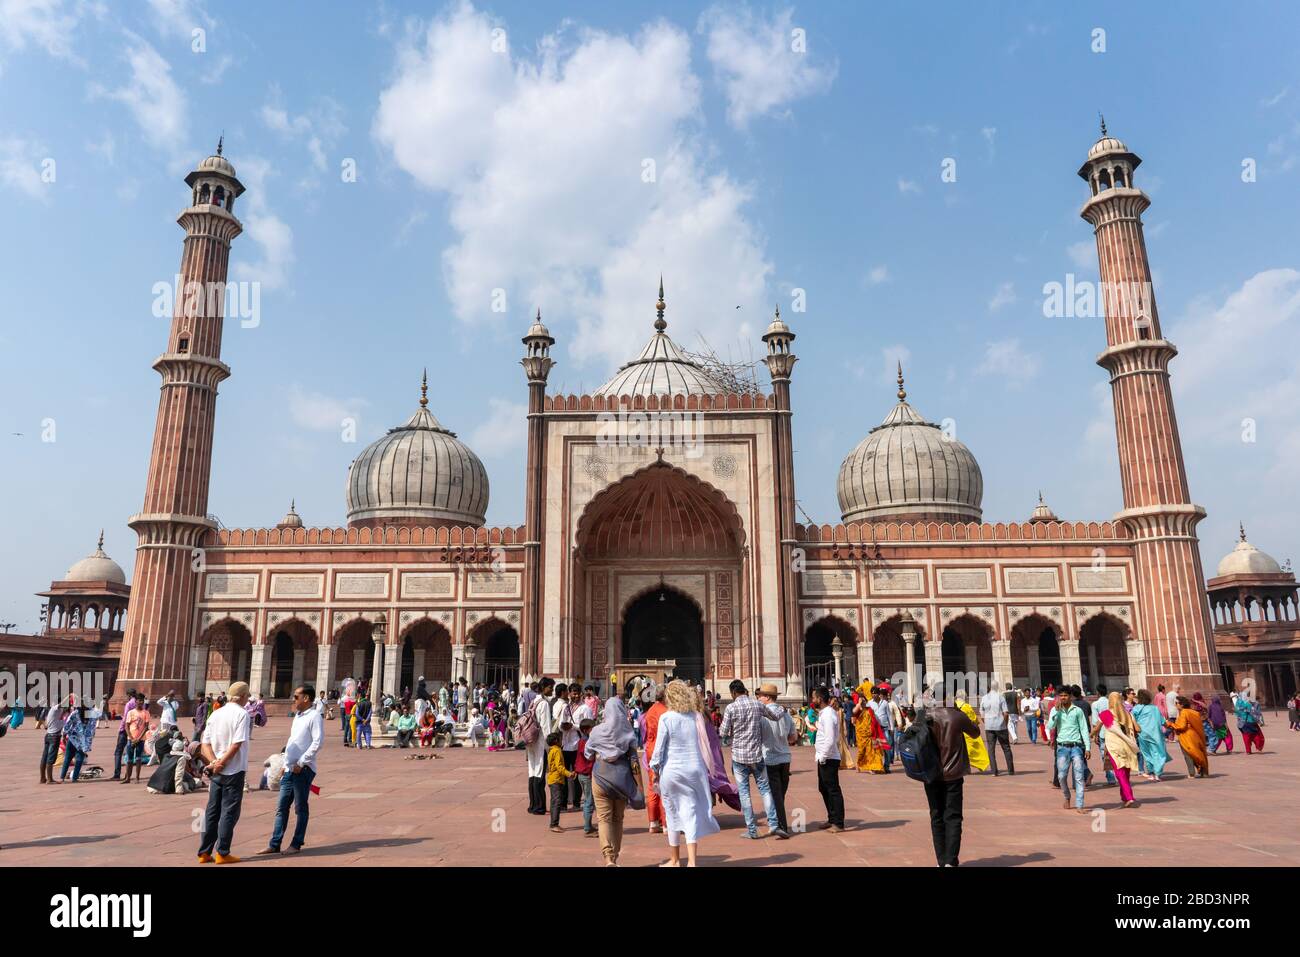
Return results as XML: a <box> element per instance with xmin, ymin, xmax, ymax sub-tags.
<box><xmin>575</xmin><ymin>460</ymin><xmax>746</xmax><ymax>684</ymax></box>
<box><xmin>803</xmin><ymin>615</ymin><xmax>858</xmax><ymax>691</ymax></box>
<box><xmin>622</xmin><ymin>586</ymin><xmax>705</xmax><ymax>682</ymax></box>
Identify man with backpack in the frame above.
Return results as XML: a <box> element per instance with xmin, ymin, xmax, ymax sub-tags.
<box><xmin>898</xmin><ymin>704</ymin><xmax>980</xmax><ymax>867</ymax></box>
<box><xmin>522</xmin><ymin>677</ymin><xmax>555</xmax><ymax>814</ymax></box>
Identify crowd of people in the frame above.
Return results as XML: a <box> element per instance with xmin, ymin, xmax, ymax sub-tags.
<box><xmin>6</xmin><ymin>671</ymin><xmax>1291</xmax><ymax>866</ymax></box>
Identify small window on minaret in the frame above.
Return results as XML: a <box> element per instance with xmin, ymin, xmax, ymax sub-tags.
<box><xmin>178</xmin><ymin>336</ymin><xmax>190</xmax><ymax>353</ymax></box>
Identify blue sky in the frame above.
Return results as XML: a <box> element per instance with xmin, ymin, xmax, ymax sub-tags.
<box><xmin>2</xmin><ymin>0</ymin><xmax>1299</xmax><ymax>631</ymax></box>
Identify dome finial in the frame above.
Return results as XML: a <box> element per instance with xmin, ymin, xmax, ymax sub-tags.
<box><xmin>97</xmin><ymin>529</ymin><xmax>104</xmax><ymax>551</ymax></box>
<box><xmin>1038</xmin><ymin>490</ymin><xmax>1044</xmax><ymax>504</ymax></box>
<box><xmin>655</xmin><ymin>276</ymin><xmax>667</xmax><ymax>332</ymax></box>
<box><xmin>1098</xmin><ymin>112</ymin><xmax>1107</xmax><ymax>137</ymax></box>
<box><xmin>896</xmin><ymin>360</ymin><xmax>907</xmax><ymax>401</ymax></box>
<box><xmin>290</xmin><ymin>498</ymin><xmax>296</xmax><ymax>512</ymax></box>
<box><xmin>217</xmin><ymin>132</ymin><xmax>224</xmax><ymax>156</ymax></box>
<box><xmin>420</xmin><ymin>368</ymin><xmax>428</xmax><ymax>408</ymax></box>
<box><xmin>1239</xmin><ymin>521</ymin><xmax>1247</xmax><ymax>543</ymax></box>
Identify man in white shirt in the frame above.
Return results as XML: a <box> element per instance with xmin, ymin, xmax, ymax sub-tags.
<box><xmin>259</xmin><ymin>684</ymin><xmax>324</xmax><ymax>855</ymax></box>
<box><xmin>811</xmin><ymin>686</ymin><xmax>845</xmax><ymax>832</ymax></box>
<box><xmin>158</xmin><ymin>691</ymin><xmax>179</xmax><ymax>731</ymax></box>
<box><xmin>979</xmin><ymin>686</ymin><xmax>1015</xmax><ymax>776</ymax></box>
<box><xmin>1022</xmin><ymin>690</ymin><xmax>1042</xmax><ymax>744</ymax></box>
<box><xmin>526</xmin><ymin>678</ymin><xmax>556</xmax><ymax>814</ymax></box>
<box><xmin>198</xmin><ymin>681</ymin><xmax>253</xmax><ymax>864</ymax></box>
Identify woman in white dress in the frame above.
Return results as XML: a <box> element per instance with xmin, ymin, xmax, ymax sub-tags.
<box><xmin>649</xmin><ymin>680</ymin><xmax>720</xmax><ymax>867</ymax></box>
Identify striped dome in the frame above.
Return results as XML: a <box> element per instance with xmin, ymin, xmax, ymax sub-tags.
<box><xmin>595</xmin><ymin>328</ymin><xmax>724</xmax><ymax>398</ymax></box>
<box><xmin>837</xmin><ymin>372</ymin><xmax>983</xmax><ymax>525</ymax></box>
<box><xmin>345</xmin><ymin>401</ymin><xmax>489</xmax><ymax>528</ymax></box>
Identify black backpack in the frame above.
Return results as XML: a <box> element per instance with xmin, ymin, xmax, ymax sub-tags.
<box><xmin>897</xmin><ymin>712</ymin><xmax>942</xmax><ymax>784</ymax></box>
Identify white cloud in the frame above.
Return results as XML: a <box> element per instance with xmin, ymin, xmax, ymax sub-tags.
<box><xmin>981</xmin><ymin>125</ymin><xmax>997</xmax><ymax>160</ymax></box>
<box><xmin>0</xmin><ymin>0</ymin><xmax>81</xmax><ymax>62</ymax></box>
<box><xmin>866</xmin><ymin>264</ymin><xmax>888</xmax><ymax>285</ymax></box>
<box><xmin>89</xmin><ymin>34</ymin><xmax>186</xmax><ymax>156</ymax></box>
<box><xmin>145</xmin><ymin>0</ymin><xmax>213</xmax><ymax>42</ymax></box>
<box><xmin>699</xmin><ymin>4</ymin><xmax>836</xmax><ymax>129</ymax></box>
<box><xmin>261</xmin><ymin>87</ymin><xmax>345</xmax><ymax>176</ymax></box>
<box><xmin>976</xmin><ymin>338</ymin><xmax>1040</xmax><ymax>382</ymax></box>
<box><xmin>288</xmin><ymin>385</ymin><xmax>367</xmax><ymax>432</ymax></box>
<box><xmin>0</xmin><ymin>136</ymin><xmax>49</xmax><ymax>198</ymax></box>
<box><xmin>987</xmin><ymin>281</ymin><xmax>1016</xmax><ymax>312</ymax></box>
<box><xmin>228</xmin><ymin>156</ymin><xmax>295</xmax><ymax>292</ymax></box>
<box><xmin>1066</xmin><ymin>241</ymin><xmax>1093</xmax><ymax>269</ymax></box>
<box><xmin>897</xmin><ymin>177</ymin><xmax>920</xmax><ymax>194</ymax></box>
<box><xmin>881</xmin><ymin>343</ymin><xmax>911</xmax><ymax>389</ymax></box>
<box><xmin>468</xmin><ymin>398</ymin><xmax>527</xmax><ymax>457</ymax></box>
<box><xmin>1260</xmin><ymin>87</ymin><xmax>1288</xmax><ymax>108</ymax></box>
<box><xmin>373</xmin><ymin>2</ymin><xmax>774</xmax><ymax>370</ymax></box>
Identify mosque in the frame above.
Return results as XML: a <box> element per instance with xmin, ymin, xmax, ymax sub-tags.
<box><xmin>17</xmin><ymin>127</ymin><xmax>1299</xmax><ymax>709</ymax></box>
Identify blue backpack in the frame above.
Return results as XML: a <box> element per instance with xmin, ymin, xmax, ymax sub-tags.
<box><xmin>897</xmin><ymin>714</ymin><xmax>942</xmax><ymax>784</ymax></box>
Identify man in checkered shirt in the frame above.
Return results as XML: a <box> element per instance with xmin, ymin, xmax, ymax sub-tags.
<box><xmin>719</xmin><ymin>679</ymin><xmax>789</xmax><ymax>839</ymax></box>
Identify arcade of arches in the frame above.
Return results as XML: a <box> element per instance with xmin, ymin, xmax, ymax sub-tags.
<box><xmin>794</xmin><ymin>611</ymin><xmax>1138</xmax><ymax>695</ymax></box>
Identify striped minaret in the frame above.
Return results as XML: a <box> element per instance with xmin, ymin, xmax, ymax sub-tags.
<box><xmin>1079</xmin><ymin>120</ymin><xmax>1219</xmax><ymax>694</ymax></box>
<box><xmin>113</xmin><ymin>142</ymin><xmax>245</xmax><ymax>708</ymax></box>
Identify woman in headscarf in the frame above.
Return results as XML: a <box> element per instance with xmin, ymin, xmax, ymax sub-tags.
<box><xmin>1131</xmin><ymin>689</ymin><xmax>1169</xmax><ymax>781</ymax></box>
<box><xmin>954</xmin><ymin>691</ymin><xmax>990</xmax><ymax>772</ymax></box>
<box><xmin>418</xmin><ymin>706</ymin><xmax>437</xmax><ymax>747</ymax></box>
<box><xmin>851</xmin><ymin>682</ymin><xmax>887</xmax><ymax>773</ymax></box>
<box><xmin>585</xmin><ymin>693</ymin><xmax>640</xmax><ymax>866</ymax></box>
<box><xmin>1207</xmin><ymin>696</ymin><xmax>1233</xmax><ymax>753</ymax></box>
<box><xmin>1092</xmin><ymin>691</ymin><xmax>1141</xmax><ymax>808</ymax></box>
<box><xmin>1166</xmin><ymin>695</ymin><xmax>1209</xmax><ymax>778</ymax></box>
<box><xmin>650</xmin><ymin>680</ymin><xmax>721</xmax><ymax>867</ymax></box>
<box><xmin>1234</xmin><ymin>695</ymin><xmax>1266</xmax><ymax>754</ymax></box>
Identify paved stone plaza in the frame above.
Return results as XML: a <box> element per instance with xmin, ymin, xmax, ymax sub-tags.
<box><xmin>2</xmin><ymin>715</ymin><xmax>1296</xmax><ymax>867</ymax></box>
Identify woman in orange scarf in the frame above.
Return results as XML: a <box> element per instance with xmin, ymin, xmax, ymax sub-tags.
<box><xmin>1166</xmin><ymin>695</ymin><xmax>1209</xmax><ymax>778</ymax></box>
<box><xmin>851</xmin><ymin>682</ymin><xmax>887</xmax><ymax>773</ymax></box>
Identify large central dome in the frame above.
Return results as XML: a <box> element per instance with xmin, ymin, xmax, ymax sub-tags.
<box><xmin>594</xmin><ymin>281</ymin><xmax>725</xmax><ymax>398</ymax></box>
<box><xmin>345</xmin><ymin>375</ymin><xmax>489</xmax><ymax>529</ymax></box>
<box><xmin>837</xmin><ymin>367</ymin><xmax>983</xmax><ymax>525</ymax></box>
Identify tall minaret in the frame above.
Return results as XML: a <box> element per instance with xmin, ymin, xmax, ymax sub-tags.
<box><xmin>761</xmin><ymin>306</ymin><xmax>800</xmax><ymax>698</ymax></box>
<box><xmin>114</xmin><ymin>142</ymin><xmax>245</xmax><ymax>707</ymax></box>
<box><xmin>1078</xmin><ymin>120</ymin><xmax>1219</xmax><ymax>693</ymax></box>
<box><xmin>520</xmin><ymin>308</ymin><xmax>555</xmax><ymax>683</ymax></box>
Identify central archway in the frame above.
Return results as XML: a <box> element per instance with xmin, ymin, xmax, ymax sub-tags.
<box><xmin>622</xmin><ymin>586</ymin><xmax>705</xmax><ymax>682</ymax></box>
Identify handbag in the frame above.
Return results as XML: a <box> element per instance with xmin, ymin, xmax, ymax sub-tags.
<box><xmin>594</xmin><ymin>748</ymin><xmax>645</xmax><ymax>810</ymax></box>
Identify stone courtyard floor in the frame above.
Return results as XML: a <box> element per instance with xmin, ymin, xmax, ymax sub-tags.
<box><xmin>2</xmin><ymin>714</ymin><xmax>1297</xmax><ymax>867</ymax></box>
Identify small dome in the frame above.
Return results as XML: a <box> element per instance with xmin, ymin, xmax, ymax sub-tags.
<box><xmin>524</xmin><ymin>308</ymin><xmax>552</xmax><ymax>342</ymax></box>
<box><xmin>345</xmin><ymin>377</ymin><xmax>489</xmax><ymax>528</ymax></box>
<box><xmin>837</xmin><ymin>368</ymin><xmax>983</xmax><ymax>525</ymax></box>
<box><xmin>762</xmin><ymin>305</ymin><xmax>792</xmax><ymax>340</ymax></box>
<box><xmin>1088</xmin><ymin>135</ymin><xmax>1129</xmax><ymax>159</ymax></box>
<box><xmin>594</xmin><ymin>282</ymin><xmax>726</xmax><ymax>397</ymax></box>
<box><xmin>197</xmin><ymin>153</ymin><xmax>236</xmax><ymax>177</ymax></box>
<box><xmin>277</xmin><ymin>501</ymin><xmax>303</xmax><ymax>529</ymax></box>
<box><xmin>65</xmin><ymin>532</ymin><xmax>126</xmax><ymax>585</ymax></box>
<box><xmin>1216</xmin><ymin>526</ymin><xmax>1283</xmax><ymax>577</ymax></box>
<box><xmin>1029</xmin><ymin>492</ymin><xmax>1059</xmax><ymax>524</ymax></box>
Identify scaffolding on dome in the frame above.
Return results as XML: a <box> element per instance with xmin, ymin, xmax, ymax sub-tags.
<box><xmin>684</xmin><ymin>334</ymin><xmax>763</xmax><ymax>397</ymax></box>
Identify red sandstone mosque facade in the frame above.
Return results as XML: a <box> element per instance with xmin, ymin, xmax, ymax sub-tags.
<box><xmin>22</xmin><ymin>128</ymin><xmax>1296</xmax><ymax>708</ymax></box>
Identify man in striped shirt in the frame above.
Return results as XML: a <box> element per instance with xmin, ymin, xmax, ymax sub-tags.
<box><xmin>719</xmin><ymin>680</ymin><xmax>785</xmax><ymax>839</ymax></box>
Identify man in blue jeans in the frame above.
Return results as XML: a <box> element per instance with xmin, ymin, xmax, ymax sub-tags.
<box><xmin>719</xmin><ymin>680</ymin><xmax>785</xmax><ymax>839</ymax></box>
<box><xmin>1048</xmin><ymin>687</ymin><xmax>1091</xmax><ymax>813</ymax></box>
<box><xmin>259</xmin><ymin>684</ymin><xmax>324</xmax><ymax>855</ymax></box>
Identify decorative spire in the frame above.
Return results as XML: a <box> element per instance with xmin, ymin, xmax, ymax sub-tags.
<box><xmin>1098</xmin><ymin>112</ymin><xmax>1107</xmax><ymax>137</ymax></box>
<box><xmin>536</xmin><ymin>306</ymin><xmax>542</xmax><ymax>323</ymax></box>
<box><xmin>896</xmin><ymin>360</ymin><xmax>907</xmax><ymax>401</ymax></box>
<box><xmin>1038</xmin><ymin>490</ymin><xmax>1044</xmax><ymax>505</ymax></box>
<box><xmin>216</xmin><ymin>133</ymin><xmax>224</xmax><ymax>156</ymax></box>
<box><xmin>655</xmin><ymin>275</ymin><xmax>666</xmax><ymax>332</ymax></box>
<box><xmin>97</xmin><ymin>529</ymin><xmax>104</xmax><ymax>551</ymax></box>
<box><xmin>419</xmin><ymin>368</ymin><xmax>428</xmax><ymax>408</ymax></box>
<box><xmin>290</xmin><ymin>498</ymin><xmax>296</xmax><ymax>512</ymax></box>
<box><xmin>1239</xmin><ymin>521</ymin><xmax>1247</xmax><ymax>543</ymax></box>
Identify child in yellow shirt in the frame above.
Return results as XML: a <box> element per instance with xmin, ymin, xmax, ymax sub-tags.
<box><xmin>546</xmin><ymin>732</ymin><xmax>574</xmax><ymax>832</ymax></box>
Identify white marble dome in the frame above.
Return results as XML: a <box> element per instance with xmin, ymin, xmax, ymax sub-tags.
<box><xmin>594</xmin><ymin>284</ymin><xmax>725</xmax><ymax>398</ymax></box>
<box><xmin>65</xmin><ymin>534</ymin><xmax>126</xmax><ymax>585</ymax></box>
<box><xmin>1087</xmin><ymin>135</ymin><xmax>1129</xmax><ymax>159</ymax></box>
<box><xmin>1216</xmin><ymin>530</ymin><xmax>1282</xmax><ymax>577</ymax></box>
<box><xmin>837</xmin><ymin>372</ymin><xmax>983</xmax><ymax>525</ymax></box>
<box><xmin>345</xmin><ymin>387</ymin><xmax>489</xmax><ymax>528</ymax></box>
